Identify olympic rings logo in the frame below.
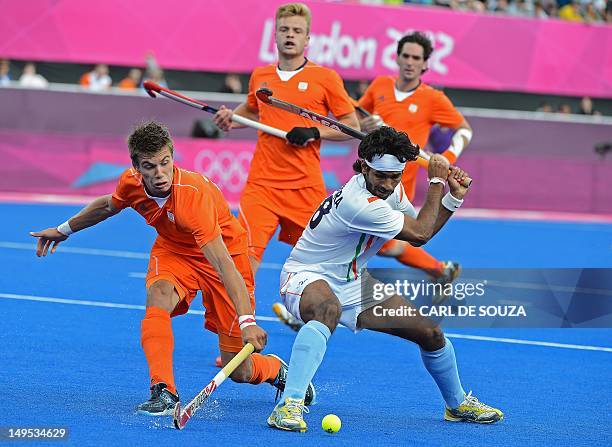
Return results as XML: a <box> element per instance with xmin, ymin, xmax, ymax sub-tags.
<box><xmin>194</xmin><ymin>149</ymin><xmax>252</xmax><ymax>193</ymax></box>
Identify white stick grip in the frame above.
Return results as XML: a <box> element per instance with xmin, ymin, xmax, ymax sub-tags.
<box><xmin>231</xmin><ymin>114</ymin><xmax>287</xmax><ymax>139</ymax></box>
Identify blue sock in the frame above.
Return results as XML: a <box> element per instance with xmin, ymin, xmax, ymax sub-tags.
<box><xmin>420</xmin><ymin>337</ymin><xmax>466</xmax><ymax>408</ymax></box>
<box><xmin>282</xmin><ymin>320</ymin><xmax>331</xmax><ymax>401</ymax></box>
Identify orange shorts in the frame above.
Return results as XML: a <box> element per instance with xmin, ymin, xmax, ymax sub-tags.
<box><xmin>238</xmin><ymin>182</ymin><xmax>327</xmax><ymax>261</ymax></box>
<box><xmin>145</xmin><ymin>243</ymin><xmax>255</xmax><ymax>353</ymax></box>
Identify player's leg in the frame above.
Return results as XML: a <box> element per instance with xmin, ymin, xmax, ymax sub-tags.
<box><xmin>138</xmin><ymin>247</ymin><xmax>205</xmax><ymax>416</ymax></box>
<box><xmin>238</xmin><ymin>182</ymin><xmax>281</xmax><ymax>275</ymax></box>
<box><xmin>198</xmin><ymin>252</ymin><xmax>315</xmax><ymax>400</ymax></box>
<box><xmin>217</xmin><ymin>344</ymin><xmax>315</xmax><ymax>405</ymax></box>
<box><xmin>272</xmin><ymin>185</ymin><xmax>328</xmax><ymax>332</ymax></box>
<box><xmin>137</xmin><ymin>279</ymin><xmax>182</xmax><ymax>416</ymax></box>
<box><xmin>138</xmin><ymin>280</ymin><xmax>181</xmax><ymax>416</ymax></box>
<box><xmin>379</xmin><ymin>240</ymin><xmax>461</xmax><ymax>285</ymax></box>
<box><xmin>217</xmin><ymin>338</ymin><xmax>282</xmax><ymax>387</ymax></box>
<box><xmin>357</xmin><ymin>294</ymin><xmax>503</xmax><ymax>423</ymax></box>
<box><xmin>272</xmin><ymin>300</ymin><xmax>304</xmax><ymax>331</ymax></box>
<box><xmin>268</xmin><ymin>274</ymin><xmax>339</xmax><ymax>432</ymax></box>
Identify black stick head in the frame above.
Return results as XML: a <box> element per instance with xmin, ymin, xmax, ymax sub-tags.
<box><xmin>256</xmin><ymin>88</ymin><xmax>273</xmax><ymax>104</ymax></box>
<box><xmin>143</xmin><ymin>80</ymin><xmax>159</xmax><ymax>98</ymax></box>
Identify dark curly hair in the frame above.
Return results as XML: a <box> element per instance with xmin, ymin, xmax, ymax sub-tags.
<box><xmin>127</xmin><ymin>121</ymin><xmax>174</xmax><ymax>165</ymax></box>
<box><xmin>396</xmin><ymin>32</ymin><xmax>433</xmax><ymax>61</ymax></box>
<box><xmin>352</xmin><ymin>126</ymin><xmax>419</xmax><ymax>173</ymax></box>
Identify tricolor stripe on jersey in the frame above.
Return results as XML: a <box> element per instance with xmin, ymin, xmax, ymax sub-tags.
<box><xmin>345</xmin><ymin>234</ymin><xmax>376</xmax><ymax>282</ymax></box>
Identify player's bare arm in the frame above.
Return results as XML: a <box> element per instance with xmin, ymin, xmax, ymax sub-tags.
<box><xmin>201</xmin><ymin>235</ymin><xmax>267</xmax><ymax>351</ymax></box>
<box><xmin>30</xmin><ymin>194</ymin><xmax>120</xmax><ymax>257</ymax></box>
<box><xmin>429</xmin><ymin>166</ymin><xmax>471</xmax><ymax>237</ymax></box>
<box><xmin>442</xmin><ymin>119</ymin><xmax>473</xmax><ymax>163</ymax></box>
<box><xmin>356</xmin><ymin>104</ymin><xmax>385</xmax><ymax>134</ymax></box>
<box><xmin>454</xmin><ymin>120</ymin><xmax>473</xmax><ymax>151</ymax></box>
<box><xmin>359</xmin><ymin>115</ymin><xmax>383</xmax><ymax>134</ymax></box>
<box><xmin>455</xmin><ymin>119</ymin><xmax>472</xmax><ymax>136</ymax></box>
<box><xmin>213</xmin><ymin>102</ymin><xmax>260</xmax><ymax>131</ymax></box>
<box><xmin>395</xmin><ymin>154</ymin><xmax>449</xmax><ymax>246</ymax></box>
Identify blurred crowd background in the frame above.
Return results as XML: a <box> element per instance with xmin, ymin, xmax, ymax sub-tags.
<box><xmin>358</xmin><ymin>0</ymin><xmax>611</xmax><ymax>23</ymax></box>
<box><xmin>0</xmin><ymin>55</ymin><xmax>608</xmax><ymax>116</ymax></box>
<box><xmin>1</xmin><ymin>0</ymin><xmax>611</xmax><ymax>215</ymax></box>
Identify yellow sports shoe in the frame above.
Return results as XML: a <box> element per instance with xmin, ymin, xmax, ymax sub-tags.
<box><xmin>444</xmin><ymin>391</ymin><xmax>504</xmax><ymax>424</ymax></box>
<box><xmin>267</xmin><ymin>397</ymin><xmax>309</xmax><ymax>432</ymax></box>
<box><xmin>272</xmin><ymin>302</ymin><xmax>304</xmax><ymax>332</ymax></box>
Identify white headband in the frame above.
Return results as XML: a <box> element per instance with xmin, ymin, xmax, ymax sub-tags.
<box><xmin>364</xmin><ymin>154</ymin><xmax>406</xmax><ymax>172</ymax></box>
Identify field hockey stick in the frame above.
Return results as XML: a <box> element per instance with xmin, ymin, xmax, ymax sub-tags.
<box><xmin>143</xmin><ymin>81</ymin><xmax>287</xmax><ymax>139</ymax></box>
<box><xmin>257</xmin><ymin>88</ymin><xmax>471</xmax><ymax>187</ymax></box>
<box><xmin>173</xmin><ymin>343</ymin><xmax>255</xmax><ymax>430</ymax></box>
<box><xmin>355</xmin><ymin>104</ymin><xmax>372</xmax><ymax>118</ymax></box>
<box><xmin>355</xmin><ymin>104</ymin><xmax>430</xmax><ymax>164</ymax></box>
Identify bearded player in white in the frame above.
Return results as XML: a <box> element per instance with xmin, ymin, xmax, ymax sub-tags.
<box><xmin>267</xmin><ymin>127</ymin><xmax>503</xmax><ymax>432</ymax></box>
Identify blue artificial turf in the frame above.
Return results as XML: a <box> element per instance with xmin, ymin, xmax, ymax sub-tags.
<box><xmin>1</xmin><ymin>203</ymin><xmax>610</xmax><ymax>446</ymax></box>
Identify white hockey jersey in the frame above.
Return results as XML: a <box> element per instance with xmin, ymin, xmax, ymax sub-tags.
<box><xmin>283</xmin><ymin>174</ymin><xmax>417</xmax><ymax>282</ymax></box>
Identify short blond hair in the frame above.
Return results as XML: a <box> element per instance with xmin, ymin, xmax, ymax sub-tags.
<box><xmin>276</xmin><ymin>3</ymin><xmax>311</xmax><ymax>33</ymax></box>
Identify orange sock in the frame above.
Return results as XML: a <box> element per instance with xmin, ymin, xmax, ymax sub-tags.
<box><xmin>378</xmin><ymin>239</ymin><xmax>398</xmax><ymax>255</ymax></box>
<box><xmin>141</xmin><ymin>306</ymin><xmax>176</xmax><ymax>394</ymax></box>
<box><xmin>397</xmin><ymin>244</ymin><xmax>444</xmax><ymax>276</ymax></box>
<box><xmin>248</xmin><ymin>353</ymin><xmax>281</xmax><ymax>384</ymax></box>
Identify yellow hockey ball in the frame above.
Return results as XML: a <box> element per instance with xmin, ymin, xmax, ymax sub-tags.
<box><xmin>322</xmin><ymin>414</ymin><xmax>341</xmax><ymax>433</ymax></box>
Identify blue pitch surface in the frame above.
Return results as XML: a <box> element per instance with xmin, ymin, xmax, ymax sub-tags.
<box><xmin>1</xmin><ymin>202</ymin><xmax>611</xmax><ymax>446</ymax></box>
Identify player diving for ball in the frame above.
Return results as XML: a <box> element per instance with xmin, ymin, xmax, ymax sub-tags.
<box><xmin>267</xmin><ymin>126</ymin><xmax>503</xmax><ymax>432</ymax></box>
<box><xmin>30</xmin><ymin>121</ymin><xmax>314</xmax><ymax>416</ymax></box>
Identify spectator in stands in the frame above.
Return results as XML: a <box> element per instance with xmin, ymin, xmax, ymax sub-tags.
<box><xmin>372</xmin><ymin>0</ymin><xmax>608</xmax><ymax>22</ymax></box>
<box><xmin>118</xmin><ymin>68</ymin><xmax>142</xmax><ymax>90</ymax></box>
<box><xmin>19</xmin><ymin>62</ymin><xmax>49</xmax><ymax>88</ymax></box>
<box><xmin>508</xmin><ymin>0</ymin><xmax>533</xmax><ymax>15</ymax></box>
<box><xmin>144</xmin><ymin>53</ymin><xmax>168</xmax><ymax>88</ymax></box>
<box><xmin>579</xmin><ymin>97</ymin><xmax>601</xmax><ymax>116</ymax></box>
<box><xmin>559</xmin><ymin>0</ymin><xmax>583</xmax><ymax>21</ymax></box>
<box><xmin>583</xmin><ymin>1</ymin><xmax>603</xmax><ymax>21</ymax></box>
<box><xmin>147</xmin><ymin>68</ymin><xmax>167</xmax><ymax>89</ymax></box>
<box><xmin>543</xmin><ymin>0</ymin><xmax>558</xmax><ymax>16</ymax></box>
<box><xmin>80</xmin><ymin>64</ymin><xmax>112</xmax><ymax>91</ymax></box>
<box><xmin>219</xmin><ymin>73</ymin><xmax>243</xmax><ymax>94</ymax></box>
<box><xmin>557</xmin><ymin>102</ymin><xmax>573</xmax><ymax>114</ymax></box>
<box><xmin>494</xmin><ymin>0</ymin><xmax>510</xmax><ymax>13</ymax></box>
<box><xmin>448</xmin><ymin>0</ymin><xmax>486</xmax><ymax>11</ymax></box>
<box><xmin>470</xmin><ymin>0</ymin><xmax>487</xmax><ymax>12</ymax></box>
<box><xmin>537</xmin><ymin>101</ymin><xmax>553</xmax><ymax>113</ymax></box>
<box><xmin>533</xmin><ymin>1</ymin><xmax>549</xmax><ymax>18</ymax></box>
<box><xmin>0</xmin><ymin>59</ymin><xmax>11</xmax><ymax>86</ymax></box>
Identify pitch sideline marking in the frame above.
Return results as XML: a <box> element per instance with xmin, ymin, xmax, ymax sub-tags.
<box><xmin>1</xmin><ymin>292</ymin><xmax>610</xmax><ymax>353</ymax></box>
<box><xmin>0</xmin><ymin>241</ymin><xmax>283</xmax><ymax>270</ymax></box>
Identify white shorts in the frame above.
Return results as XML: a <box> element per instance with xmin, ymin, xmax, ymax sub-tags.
<box><xmin>279</xmin><ymin>269</ymin><xmax>389</xmax><ymax>332</ymax></box>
